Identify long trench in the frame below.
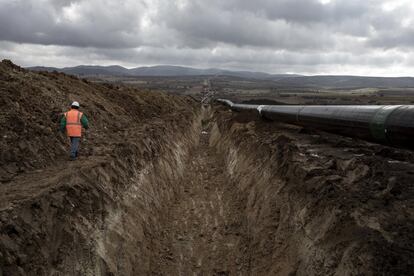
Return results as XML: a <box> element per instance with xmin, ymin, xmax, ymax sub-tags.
<box><xmin>154</xmin><ymin>116</ymin><xmax>247</xmax><ymax>275</ymax></box>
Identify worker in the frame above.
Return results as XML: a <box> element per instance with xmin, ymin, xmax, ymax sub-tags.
<box><xmin>60</xmin><ymin>101</ymin><xmax>89</xmax><ymax>160</ymax></box>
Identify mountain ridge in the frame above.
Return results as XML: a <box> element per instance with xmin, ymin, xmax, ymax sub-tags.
<box><xmin>27</xmin><ymin>64</ymin><xmax>300</xmax><ymax>79</ymax></box>
<box><xmin>27</xmin><ymin>64</ymin><xmax>414</xmax><ymax>88</ymax></box>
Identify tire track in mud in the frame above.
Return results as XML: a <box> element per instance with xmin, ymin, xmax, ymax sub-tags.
<box><xmin>155</xmin><ymin>118</ymin><xmax>244</xmax><ymax>275</ymax></box>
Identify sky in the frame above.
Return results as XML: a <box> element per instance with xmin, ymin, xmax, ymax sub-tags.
<box><xmin>1</xmin><ymin>0</ymin><xmax>414</xmax><ymax>76</ymax></box>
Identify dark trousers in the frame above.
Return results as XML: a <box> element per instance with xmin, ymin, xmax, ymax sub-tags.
<box><xmin>70</xmin><ymin>137</ymin><xmax>80</xmax><ymax>158</ymax></box>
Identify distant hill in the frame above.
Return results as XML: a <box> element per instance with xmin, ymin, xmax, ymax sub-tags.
<box><xmin>29</xmin><ymin>65</ymin><xmax>130</xmax><ymax>76</ymax></box>
<box><xmin>274</xmin><ymin>75</ymin><xmax>414</xmax><ymax>88</ymax></box>
<box><xmin>27</xmin><ymin>64</ymin><xmax>414</xmax><ymax>88</ymax></box>
<box><xmin>27</xmin><ymin>64</ymin><xmax>299</xmax><ymax>80</ymax></box>
<box><xmin>129</xmin><ymin>65</ymin><xmax>213</xmax><ymax>76</ymax></box>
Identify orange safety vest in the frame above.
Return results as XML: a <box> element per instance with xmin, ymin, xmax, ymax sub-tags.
<box><xmin>65</xmin><ymin>109</ymin><xmax>83</xmax><ymax>137</ymax></box>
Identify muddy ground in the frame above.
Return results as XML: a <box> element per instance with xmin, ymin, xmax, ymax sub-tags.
<box><xmin>1</xmin><ymin>60</ymin><xmax>414</xmax><ymax>275</ymax></box>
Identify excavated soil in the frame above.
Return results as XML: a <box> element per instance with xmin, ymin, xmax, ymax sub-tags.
<box><xmin>209</xmin><ymin>108</ymin><xmax>414</xmax><ymax>275</ymax></box>
<box><xmin>153</xmin><ymin>112</ymin><xmax>245</xmax><ymax>275</ymax></box>
<box><xmin>0</xmin><ymin>60</ymin><xmax>200</xmax><ymax>275</ymax></box>
<box><xmin>1</xmin><ymin>60</ymin><xmax>414</xmax><ymax>275</ymax></box>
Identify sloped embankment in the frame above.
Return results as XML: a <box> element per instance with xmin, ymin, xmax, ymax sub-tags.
<box><xmin>0</xmin><ymin>60</ymin><xmax>201</xmax><ymax>275</ymax></box>
<box><xmin>209</xmin><ymin>106</ymin><xmax>414</xmax><ymax>275</ymax></box>
<box><xmin>1</xmin><ymin>59</ymin><xmax>413</xmax><ymax>275</ymax></box>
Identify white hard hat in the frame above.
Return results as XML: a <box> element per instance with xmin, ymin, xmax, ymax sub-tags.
<box><xmin>71</xmin><ymin>101</ymin><xmax>80</xmax><ymax>107</ymax></box>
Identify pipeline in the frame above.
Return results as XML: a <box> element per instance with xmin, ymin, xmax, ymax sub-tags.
<box><xmin>217</xmin><ymin>99</ymin><xmax>414</xmax><ymax>150</ymax></box>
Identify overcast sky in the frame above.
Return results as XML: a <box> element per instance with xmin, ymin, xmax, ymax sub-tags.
<box><xmin>1</xmin><ymin>0</ymin><xmax>414</xmax><ymax>76</ymax></box>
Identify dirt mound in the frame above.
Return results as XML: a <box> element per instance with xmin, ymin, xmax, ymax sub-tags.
<box><xmin>209</xmin><ymin>106</ymin><xmax>414</xmax><ymax>275</ymax></box>
<box><xmin>1</xmin><ymin>60</ymin><xmax>413</xmax><ymax>275</ymax></box>
<box><xmin>241</xmin><ymin>98</ymin><xmax>287</xmax><ymax>105</ymax></box>
<box><xmin>0</xmin><ymin>60</ymin><xmax>193</xmax><ymax>182</ymax></box>
<box><xmin>0</xmin><ymin>60</ymin><xmax>199</xmax><ymax>275</ymax></box>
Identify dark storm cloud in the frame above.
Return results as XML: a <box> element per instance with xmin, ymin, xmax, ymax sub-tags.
<box><xmin>155</xmin><ymin>0</ymin><xmax>413</xmax><ymax>49</ymax></box>
<box><xmin>160</xmin><ymin>8</ymin><xmax>335</xmax><ymax>50</ymax></box>
<box><xmin>0</xmin><ymin>0</ymin><xmax>145</xmax><ymax>48</ymax></box>
<box><xmin>0</xmin><ymin>0</ymin><xmax>413</xmax><ymax>75</ymax></box>
<box><xmin>217</xmin><ymin>0</ymin><xmax>371</xmax><ymax>23</ymax></box>
<box><xmin>369</xmin><ymin>28</ymin><xmax>414</xmax><ymax>49</ymax></box>
<box><xmin>49</xmin><ymin>0</ymin><xmax>80</xmax><ymax>9</ymax></box>
<box><xmin>0</xmin><ymin>0</ymin><xmax>406</xmax><ymax>49</ymax></box>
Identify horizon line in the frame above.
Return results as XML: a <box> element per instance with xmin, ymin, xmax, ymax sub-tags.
<box><xmin>21</xmin><ymin>63</ymin><xmax>414</xmax><ymax>79</ymax></box>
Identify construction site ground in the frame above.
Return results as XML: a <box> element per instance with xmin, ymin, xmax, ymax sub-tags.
<box><xmin>1</xmin><ymin>60</ymin><xmax>414</xmax><ymax>275</ymax></box>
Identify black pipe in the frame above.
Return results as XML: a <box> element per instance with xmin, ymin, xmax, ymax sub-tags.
<box><xmin>217</xmin><ymin>99</ymin><xmax>414</xmax><ymax>149</ymax></box>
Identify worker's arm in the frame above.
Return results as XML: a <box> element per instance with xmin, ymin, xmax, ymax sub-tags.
<box><xmin>81</xmin><ymin>114</ymin><xmax>89</xmax><ymax>129</ymax></box>
<box><xmin>59</xmin><ymin>115</ymin><xmax>66</xmax><ymax>132</ymax></box>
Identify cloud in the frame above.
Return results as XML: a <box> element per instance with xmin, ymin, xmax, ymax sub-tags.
<box><xmin>0</xmin><ymin>0</ymin><xmax>147</xmax><ymax>48</ymax></box>
<box><xmin>0</xmin><ymin>0</ymin><xmax>414</xmax><ymax>75</ymax></box>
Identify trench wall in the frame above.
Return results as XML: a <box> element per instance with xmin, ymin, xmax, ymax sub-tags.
<box><xmin>0</xmin><ymin>112</ymin><xmax>201</xmax><ymax>275</ymax></box>
<box><xmin>209</xmin><ymin>107</ymin><xmax>414</xmax><ymax>275</ymax></box>
<box><xmin>2</xmin><ymin>101</ymin><xmax>413</xmax><ymax>275</ymax></box>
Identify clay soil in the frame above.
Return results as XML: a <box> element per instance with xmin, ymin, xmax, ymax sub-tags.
<box><xmin>152</xmin><ymin>116</ymin><xmax>246</xmax><ymax>275</ymax></box>
<box><xmin>209</xmin><ymin>108</ymin><xmax>414</xmax><ymax>275</ymax></box>
<box><xmin>1</xmin><ymin>60</ymin><xmax>414</xmax><ymax>275</ymax></box>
